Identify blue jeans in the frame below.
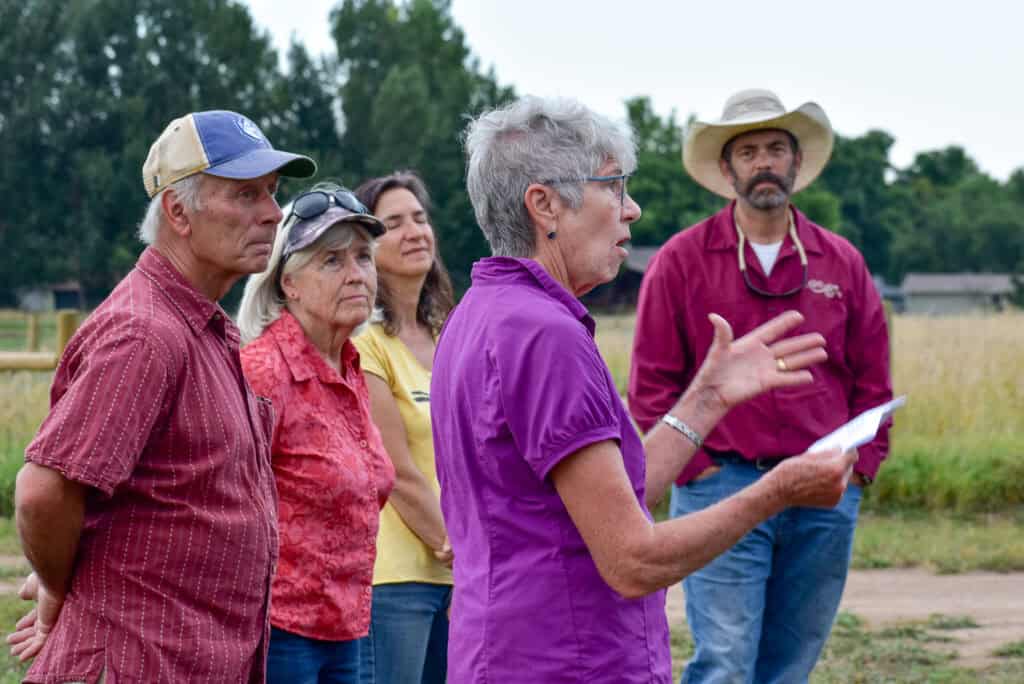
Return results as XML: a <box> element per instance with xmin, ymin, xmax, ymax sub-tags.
<box><xmin>267</xmin><ymin>626</ymin><xmax>362</xmax><ymax>684</ymax></box>
<box><xmin>358</xmin><ymin>582</ymin><xmax>452</xmax><ymax>684</ymax></box>
<box><xmin>671</xmin><ymin>460</ymin><xmax>862</xmax><ymax>684</ymax></box>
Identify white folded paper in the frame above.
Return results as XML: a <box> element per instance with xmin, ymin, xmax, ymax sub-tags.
<box><xmin>808</xmin><ymin>396</ymin><xmax>907</xmax><ymax>454</ymax></box>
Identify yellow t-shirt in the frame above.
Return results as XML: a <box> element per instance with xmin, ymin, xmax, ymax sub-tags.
<box><xmin>353</xmin><ymin>323</ymin><xmax>453</xmax><ymax>586</ymax></box>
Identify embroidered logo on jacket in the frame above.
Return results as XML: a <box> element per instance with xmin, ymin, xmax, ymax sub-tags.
<box><xmin>808</xmin><ymin>279</ymin><xmax>843</xmax><ymax>299</ymax></box>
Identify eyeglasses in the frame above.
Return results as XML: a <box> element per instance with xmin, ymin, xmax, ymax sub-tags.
<box><xmin>545</xmin><ymin>173</ymin><xmax>633</xmax><ymax>207</ymax></box>
<box><xmin>734</xmin><ymin>211</ymin><xmax>808</xmax><ymax>298</ymax></box>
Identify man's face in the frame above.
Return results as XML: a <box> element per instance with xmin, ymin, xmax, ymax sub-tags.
<box><xmin>720</xmin><ymin>129</ymin><xmax>802</xmax><ymax>210</ymax></box>
<box><xmin>185</xmin><ymin>173</ymin><xmax>284</xmax><ymax>279</ymax></box>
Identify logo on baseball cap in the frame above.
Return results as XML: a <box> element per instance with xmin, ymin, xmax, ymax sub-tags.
<box><xmin>142</xmin><ymin>110</ymin><xmax>317</xmax><ymax>198</ymax></box>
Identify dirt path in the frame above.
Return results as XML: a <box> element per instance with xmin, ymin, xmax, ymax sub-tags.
<box><xmin>667</xmin><ymin>568</ymin><xmax>1024</xmax><ymax>669</ymax></box>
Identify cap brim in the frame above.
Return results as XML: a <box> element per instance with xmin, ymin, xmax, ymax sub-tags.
<box><xmin>205</xmin><ymin>148</ymin><xmax>317</xmax><ymax>181</ymax></box>
<box><xmin>286</xmin><ymin>206</ymin><xmax>385</xmax><ymax>256</ymax></box>
<box><xmin>682</xmin><ymin>103</ymin><xmax>833</xmax><ymax>199</ymax></box>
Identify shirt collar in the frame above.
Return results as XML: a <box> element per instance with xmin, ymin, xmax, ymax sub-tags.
<box><xmin>269</xmin><ymin>309</ymin><xmax>360</xmax><ymax>385</ymax></box>
<box><xmin>704</xmin><ymin>201</ymin><xmax>824</xmax><ymax>256</ymax></box>
<box><xmin>135</xmin><ymin>247</ymin><xmax>239</xmax><ymax>343</ymax></box>
<box><xmin>470</xmin><ymin>257</ymin><xmax>596</xmax><ymax>336</ymax></box>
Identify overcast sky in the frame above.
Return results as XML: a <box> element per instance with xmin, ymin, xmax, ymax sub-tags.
<box><xmin>245</xmin><ymin>0</ymin><xmax>1021</xmax><ymax>181</ymax></box>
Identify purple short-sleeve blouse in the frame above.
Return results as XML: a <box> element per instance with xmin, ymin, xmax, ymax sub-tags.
<box><xmin>432</xmin><ymin>257</ymin><xmax>671</xmax><ymax>683</ymax></box>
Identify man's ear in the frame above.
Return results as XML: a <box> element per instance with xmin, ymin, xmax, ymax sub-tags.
<box><xmin>793</xmin><ymin>148</ymin><xmax>804</xmax><ymax>175</ymax></box>
<box><xmin>161</xmin><ymin>187</ymin><xmax>193</xmax><ymax>239</ymax></box>
<box><xmin>718</xmin><ymin>157</ymin><xmax>734</xmax><ymax>181</ymax></box>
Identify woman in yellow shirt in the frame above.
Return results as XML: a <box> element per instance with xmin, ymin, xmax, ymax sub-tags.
<box><xmin>353</xmin><ymin>171</ymin><xmax>455</xmax><ymax>684</ymax></box>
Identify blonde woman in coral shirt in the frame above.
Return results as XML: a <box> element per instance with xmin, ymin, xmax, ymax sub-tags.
<box><xmin>238</xmin><ymin>185</ymin><xmax>395</xmax><ymax>684</ymax></box>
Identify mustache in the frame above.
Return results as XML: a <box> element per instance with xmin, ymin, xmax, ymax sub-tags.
<box><xmin>744</xmin><ymin>171</ymin><xmax>789</xmax><ymax>195</ymax></box>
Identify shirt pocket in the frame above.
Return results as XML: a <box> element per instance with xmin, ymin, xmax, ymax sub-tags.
<box><xmin>773</xmin><ymin>382</ymin><xmax>839</xmax><ymax>452</ymax></box>
<box><xmin>278</xmin><ymin>412</ymin><xmax>332</xmax><ymax>456</ymax></box>
<box><xmin>800</xmin><ymin>287</ymin><xmax>850</xmax><ymax>371</ymax></box>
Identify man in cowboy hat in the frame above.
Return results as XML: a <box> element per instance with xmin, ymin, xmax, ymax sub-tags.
<box><xmin>628</xmin><ymin>89</ymin><xmax>892</xmax><ymax>683</ymax></box>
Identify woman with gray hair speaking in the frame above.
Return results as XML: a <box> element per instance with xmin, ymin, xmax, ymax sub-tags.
<box><xmin>430</xmin><ymin>96</ymin><xmax>857</xmax><ymax>683</ymax></box>
<box><xmin>237</xmin><ymin>185</ymin><xmax>395</xmax><ymax>684</ymax></box>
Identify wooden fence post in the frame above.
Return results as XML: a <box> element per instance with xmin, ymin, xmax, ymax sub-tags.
<box><xmin>55</xmin><ymin>310</ymin><xmax>79</xmax><ymax>357</ymax></box>
<box><xmin>26</xmin><ymin>313</ymin><xmax>40</xmax><ymax>352</ymax></box>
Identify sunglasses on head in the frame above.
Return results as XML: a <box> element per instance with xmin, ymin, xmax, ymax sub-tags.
<box><xmin>281</xmin><ymin>188</ymin><xmax>374</xmax><ymax>260</ymax></box>
<box><xmin>288</xmin><ymin>189</ymin><xmax>369</xmax><ymax>222</ymax></box>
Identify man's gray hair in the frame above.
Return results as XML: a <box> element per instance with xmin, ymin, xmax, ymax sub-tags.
<box><xmin>236</xmin><ymin>206</ymin><xmax>376</xmax><ymax>344</ymax></box>
<box><xmin>463</xmin><ymin>95</ymin><xmax>637</xmax><ymax>258</ymax></box>
<box><xmin>137</xmin><ymin>174</ymin><xmax>205</xmax><ymax>244</ymax></box>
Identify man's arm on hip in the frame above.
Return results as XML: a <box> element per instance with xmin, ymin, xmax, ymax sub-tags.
<box><xmin>15</xmin><ymin>462</ymin><xmax>86</xmax><ymax>596</ymax></box>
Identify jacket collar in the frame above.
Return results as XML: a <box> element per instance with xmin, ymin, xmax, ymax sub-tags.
<box><xmin>471</xmin><ymin>257</ymin><xmax>596</xmax><ymax>336</ymax></box>
<box><xmin>136</xmin><ymin>247</ymin><xmax>238</xmax><ymax>343</ymax></box>
<box><xmin>704</xmin><ymin>201</ymin><xmax>825</xmax><ymax>256</ymax></box>
<box><xmin>269</xmin><ymin>309</ymin><xmax>359</xmax><ymax>385</ymax></box>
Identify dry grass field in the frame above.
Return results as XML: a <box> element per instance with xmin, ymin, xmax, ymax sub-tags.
<box><xmin>597</xmin><ymin>311</ymin><xmax>1024</xmax><ymax>513</ymax></box>
<box><xmin>597</xmin><ymin>312</ymin><xmax>1022</xmax><ymax>427</ymax></box>
<box><xmin>2</xmin><ymin>311</ymin><xmax>1022</xmax><ymax>508</ymax></box>
<box><xmin>595</xmin><ymin>311</ymin><xmax>1024</xmax><ymax>441</ymax></box>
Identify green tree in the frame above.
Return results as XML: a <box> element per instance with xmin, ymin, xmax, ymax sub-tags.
<box><xmin>369</xmin><ymin>64</ymin><xmax>434</xmax><ymax>174</ymax></box>
<box><xmin>264</xmin><ymin>41</ymin><xmax>344</xmax><ymax>186</ymax></box>
<box><xmin>816</xmin><ymin>130</ymin><xmax>896</xmax><ymax>275</ymax></box>
<box><xmin>329</xmin><ymin>0</ymin><xmax>514</xmax><ymax>289</ymax></box>
<box><xmin>886</xmin><ymin>147</ymin><xmax>1023</xmax><ymax>280</ymax></box>
<box><xmin>793</xmin><ymin>186</ymin><xmax>843</xmax><ymax>237</ymax></box>
<box><xmin>1</xmin><ymin>0</ymin><xmax>285</xmax><ymax>302</ymax></box>
<box><xmin>624</xmin><ymin>100</ymin><xmax>723</xmax><ymax>246</ymax></box>
<box><xmin>0</xmin><ymin>2</ymin><xmax>76</xmax><ymax>304</ymax></box>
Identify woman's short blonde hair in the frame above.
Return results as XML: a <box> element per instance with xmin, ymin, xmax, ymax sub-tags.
<box><xmin>237</xmin><ymin>205</ymin><xmax>377</xmax><ymax>345</ymax></box>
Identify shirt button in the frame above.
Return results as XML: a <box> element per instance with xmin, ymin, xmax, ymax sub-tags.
<box><xmin>359</xmin><ymin>439</ymin><xmax>368</xmax><ymax>448</ymax></box>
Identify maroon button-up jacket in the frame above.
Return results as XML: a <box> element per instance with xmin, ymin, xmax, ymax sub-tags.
<box><xmin>628</xmin><ymin>202</ymin><xmax>892</xmax><ymax>485</ymax></box>
<box><xmin>24</xmin><ymin>247</ymin><xmax>279</xmax><ymax>683</ymax></box>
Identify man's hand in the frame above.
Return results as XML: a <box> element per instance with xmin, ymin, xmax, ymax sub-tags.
<box><xmin>770</xmin><ymin>448</ymin><xmax>856</xmax><ymax>509</ymax></box>
<box><xmin>6</xmin><ymin>572</ymin><xmax>65</xmax><ymax>662</ymax></box>
<box><xmin>689</xmin><ymin>311</ymin><xmax>827</xmax><ymax>413</ymax></box>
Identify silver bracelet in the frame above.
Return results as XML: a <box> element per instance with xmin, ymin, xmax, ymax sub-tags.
<box><xmin>660</xmin><ymin>414</ymin><xmax>703</xmax><ymax>449</ymax></box>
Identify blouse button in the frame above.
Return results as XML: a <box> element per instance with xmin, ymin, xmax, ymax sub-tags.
<box><xmin>359</xmin><ymin>439</ymin><xmax>368</xmax><ymax>448</ymax></box>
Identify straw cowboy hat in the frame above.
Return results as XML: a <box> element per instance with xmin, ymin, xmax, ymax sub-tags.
<box><xmin>683</xmin><ymin>89</ymin><xmax>834</xmax><ymax>199</ymax></box>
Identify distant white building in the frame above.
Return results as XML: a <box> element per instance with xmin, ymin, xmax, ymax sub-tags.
<box><xmin>901</xmin><ymin>273</ymin><xmax>1016</xmax><ymax>315</ymax></box>
<box><xmin>16</xmin><ymin>281</ymin><xmax>85</xmax><ymax>312</ymax></box>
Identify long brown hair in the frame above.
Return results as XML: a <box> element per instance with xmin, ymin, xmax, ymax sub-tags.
<box><xmin>354</xmin><ymin>171</ymin><xmax>455</xmax><ymax>337</ymax></box>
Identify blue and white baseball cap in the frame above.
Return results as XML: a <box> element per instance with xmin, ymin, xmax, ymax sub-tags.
<box><xmin>142</xmin><ymin>110</ymin><xmax>316</xmax><ymax>198</ymax></box>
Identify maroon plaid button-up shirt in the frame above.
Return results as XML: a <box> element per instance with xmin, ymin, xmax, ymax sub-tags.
<box><xmin>24</xmin><ymin>247</ymin><xmax>279</xmax><ymax>684</ymax></box>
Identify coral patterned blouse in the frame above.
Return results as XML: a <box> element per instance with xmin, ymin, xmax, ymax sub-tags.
<box><xmin>241</xmin><ymin>310</ymin><xmax>395</xmax><ymax>641</ymax></box>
